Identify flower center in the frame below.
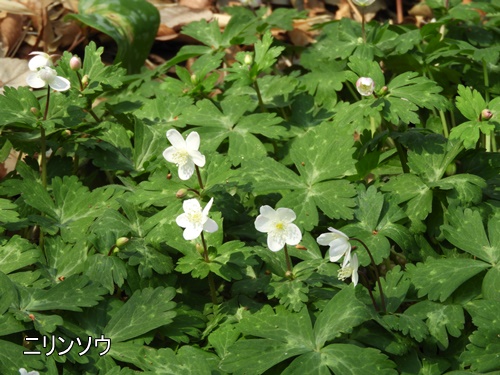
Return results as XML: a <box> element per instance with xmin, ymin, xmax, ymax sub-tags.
<box><xmin>187</xmin><ymin>211</ymin><xmax>203</xmax><ymax>225</ymax></box>
<box><xmin>274</xmin><ymin>222</ymin><xmax>285</xmax><ymax>231</ymax></box>
<box><xmin>338</xmin><ymin>266</ymin><xmax>353</xmax><ymax>281</ymax></box>
<box><xmin>171</xmin><ymin>149</ymin><xmax>189</xmax><ymax>166</ymax></box>
<box><xmin>38</xmin><ymin>66</ymin><xmax>57</xmax><ymax>83</ymax></box>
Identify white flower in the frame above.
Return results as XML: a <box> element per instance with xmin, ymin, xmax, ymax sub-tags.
<box><xmin>353</xmin><ymin>0</ymin><xmax>376</xmax><ymax>6</ymax></box>
<box><xmin>255</xmin><ymin>206</ymin><xmax>302</xmax><ymax>252</ymax></box>
<box><xmin>317</xmin><ymin>227</ymin><xmax>351</xmax><ymax>262</ymax></box>
<box><xmin>338</xmin><ymin>253</ymin><xmax>359</xmax><ymax>286</ymax></box>
<box><xmin>26</xmin><ymin>66</ymin><xmax>70</xmax><ymax>92</ymax></box>
<box><xmin>241</xmin><ymin>0</ymin><xmax>261</xmax><ymax>7</ymax></box>
<box><xmin>163</xmin><ymin>129</ymin><xmax>206</xmax><ymax>181</ymax></box>
<box><xmin>176</xmin><ymin>198</ymin><xmax>218</xmax><ymax>240</ymax></box>
<box><xmin>356</xmin><ymin>77</ymin><xmax>375</xmax><ymax>96</ymax></box>
<box><xmin>28</xmin><ymin>51</ymin><xmax>53</xmax><ymax>71</ymax></box>
<box><xmin>19</xmin><ymin>369</ymin><xmax>40</xmax><ymax>375</ymax></box>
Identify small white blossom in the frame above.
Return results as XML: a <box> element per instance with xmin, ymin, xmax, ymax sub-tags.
<box><xmin>241</xmin><ymin>0</ymin><xmax>261</xmax><ymax>7</ymax></box>
<box><xmin>176</xmin><ymin>198</ymin><xmax>218</xmax><ymax>240</ymax></box>
<box><xmin>353</xmin><ymin>0</ymin><xmax>376</xmax><ymax>6</ymax></box>
<box><xmin>26</xmin><ymin>66</ymin><xmax>70</xmax><ymax>92</ymax></box>
<box><xmin>163</xmin><ymin>129</ymin><xmax>206</xmax><ymax>181</ymax></box>
<box><xmin>28</xmin><ymin>51</ymin><xmax>53</xmax><ymax>71</ymax></box>
<box><xmin>316</xmin><ymin>227</ymin><xmax>351</xmax><ymax>262</ymax></box>
<box><xmin>255</xmin><ymin>206</ymin><xmax>302</xmax><ymax>252</ymax></box>
<box><xmin>338</xmin><ymin>253</ymin><xmax>359</xmax><ymax>286</ymax></box>
<box><xmin>19</xmin><ymin>369</ymin><xmax>40</xmax><ymax>375</ymax></box>
<box><xmin>356</xmin><ymin>77</ymin><xmax>375</xmax><ymax>96</ymax></box>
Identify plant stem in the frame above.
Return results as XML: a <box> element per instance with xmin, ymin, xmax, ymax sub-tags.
<box><xmin>361</xmin><ymin>8</ymin><xmax>366</xmax><ymax>43</ymax></box>
<box><xmin>284</xmin><ymin>244</ymin><xmax>292</xmax><ymax>276</ymax></box>
<box><xmin>439</xmin><ymin>110</ymin><xmax>449</xmax><ymax>138</ymax></box>
<box><xmin>39</xmin><ymin>85</ymin><xmax>51</xmax><ymax>255</ymax></box>
<box><xmin>359</xmin><ymin>270</ymin><xmax>380</xmax><ymax>311</ymax></box>
<box><xmin>253</xmin><ymin>80</ymin><xmax>267</xmax><ymax>113</ymax></box>
<box><xmin>351</xmin><ymin>237</ymin><xmax>386</xmax><ymax>313</ymax></box>
<box><xmin>483</xmin><ymin>59</ymin><xmax>493</xmax><ymax>152</ymax></box>
<box><xmin>201</xmin><ymin>232</ymin><xmax>217</xmax><ymax>304</ymax></box>
<box><xmin>195</xmin><ymin>165</ymin><xmax>204</xmax><ymax>190</ymax></box>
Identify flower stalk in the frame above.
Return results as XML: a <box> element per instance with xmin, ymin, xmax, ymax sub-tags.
<box><xmin>201</xmin><ymin>232</ymin><xmax>218</xmax><ymax>304</ymax></box>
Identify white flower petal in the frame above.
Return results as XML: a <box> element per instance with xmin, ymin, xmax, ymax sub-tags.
<box><xmin>203</xmin><ymin>218</ymin><xmax>218</xmax><ymax>233</ymax></box>
<box><xmin>276</xmin><ymin>207</ymin><xmax>296</xmax><ymax>223</ymax></box>
<box><xmin>183</xmin><ymin>226</ymin><xmax>202</xmax><ymax>240</ymax></box>
<box><xmin>284</xmin><ymin>223</ymin><xmax>302</xmax><ymax>246</ymax></box>
<box><xmin>189</xmin><ymin>150</ymin><xmax>206</xmax><ymax>167</ymax></box>
<box><xmin>329</xmin><ymin>238</ymin><xmax>351</xmax><ymax>262</ymax></box>
<box><xmin>267</xmin><ymin>232</ymin><xmax>285</xmax><ymax>252</ymax></box>
<box><xmin>327</xmin><ymin>227</ymin><xmax>349</xmax><ymax>239</ymax></box>
<box><xmin>317</xmin><ymin>232</ymin><xmax>336</xmax><ymax>246</ymax></box>
<box><xmin>183</xmin><ymin>198</ymin><xmax>201</xmax><ymax>213</ymax></box>
<box><xmin>185</xmin><ymin>131</ymin><xmax>201</xmax><ymax>150</ymax></box>
<box><xmin>166</xmin><ymin>129</ymin><xmax>186</xmax><ymax>148</ymax></box>
<box><xmin>203</xmin><ymin>198</ymin><xmax>214</xmax><ymax>216</ymax></box>
<box><xmin>28</xmin><ymin>52</ymin><xmax>52</xmax><ymax>70</ymax></box>
<box><xmin>49</xmin><ymin>76</ymin><xmax>71</xmax><ymax>92</ymax></box>
<box><xmin>162</xmin><ymin>146</ymin><xmax>177</xmax><ymax>163</ymax></box>
<box><xmin>351</xmin><ymin>254</ymin><xmax>359</xmax><ymax>286</ymax></box>
<box><xmin>178</xmin><ymin>159</ymin><xmax>195</xmax><ymax>180</ymax></box>
<box><xmin>176</xmin><ymin>213</ymin><xmax>190</xmax><ymax>228</ymax></box>
<box><xmin>26</xmin><ymin>72</ymin><xmax>46</xmax><ymax>88</ymax></box>
<box><xmin>255</xmin><ymin>215</ymin><xmax>272</xmax><ymax>233</ymax></box>
<box><xmin>259</xmin><ymin>205</ymin><xmax>276</xmax><ymax>218</ymax></box>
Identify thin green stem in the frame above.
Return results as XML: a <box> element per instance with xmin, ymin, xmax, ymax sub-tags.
<box><xmin>195</xmin><ymin>165</ymin><xmax>204</xmax><ymax>190</ymax></box>
<box><xmin>351</xmin><ymin>238</ymin><xmax>386</xmax><ymax>313</ymax></box>
<box><xmin>483</xmin><ymin>59</ymin><xmax>492</xmax><ymax>152</ymax></box>
<box><xmin>439</xmin><ymin>110</ymin><xmax>449</xmax><ymax>138</ymax></box>
<box><xmin>284</xmin><ymin>244</ymin><xmax>293</xmax><ymax>276</ymax></box>
<box><xmin>39</xmin><ymin>85</ymin><xmax>51</xmax><ymax>256</ymax></box>
<box><xmin>253</xmin><ymin>80</ymin><xmax>267</xmax><ymax>113</ymax></box>
<box><xmin>201</xmin><ymin>232</ymin><xmax>217</xmax><ymax>304</ymax></box>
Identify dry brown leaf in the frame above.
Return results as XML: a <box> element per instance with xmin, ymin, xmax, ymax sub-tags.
<box><xmin>179</xmin><ymin>0</ymin><xmax>214</xmax><ymax>10</ymax></box>
<box><xmin>0</xmin><ymin>57</ymin><xmax>29</xmax><ymax>93</ymax></box>
<box><xmin>156</xmin><ymin>4</ymin><xmax>213</xmax><ymax>30</ymax></box>
<box><xmin>0</xmin><ymin>13</ymin><xmax>24</xmax><ymax>55</ymax></box>
<box><xmin>0</xmin><ymin>0</ymin><xmax>34</xmax><ymax>15</ymax></box>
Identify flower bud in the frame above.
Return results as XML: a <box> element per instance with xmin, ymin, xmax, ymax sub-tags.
<box><xmin>191</xmin><ymin>74</ymin><xmax>197</xmax><ymax>84</ymax></box>
<box><xmin>196</xmin><ymin>243</ymin><xmax>203</xmax><ymax>254</ymax></box>
<box><xmin>445</xmin><ymin>162</ymin><xmax>457</xmax><ymax>176</ymax></box>
<box><xmin>70</xmin><ymin>55</ymin><xmax>82</xmax><ymax>71</ymax></box>
<box><xmin>30</xmin><ymin>107</ymin><xmax>40</xmax><ymax>117</ymax></box>
<box><xmin>356</xmin><ymin>77</ymin><xmax>375</xmax><ymax>97</ymax></box>
<box><xmin>480</xmin><ymin>109</ymin><xmax>492</xmax><ymax>121</ymax></box>
<box><xmin>244</xmin><ymin>53</ymin><xmax>253</xmax><ymax>65</ymax></box>
<box><xmin>115</xmin><ymin>237</ymin><xmax>129</xmax><ymax>248</ymax></box>
<box><xmin>353</xmin><ymin>0</ymin><xmax>376</xmax><ymax>6</ymax></box>
<box><xmin>176</xmin><ymin>188</ymin><xmax>188</xmax><ymax>198</ymax></box>
<box><xmin>61</xmin><ymin>129</ymin><xmax>72</xmax><ymax>137</ymax></box>
<box><xmin>81</xmin><ymin>74</ymin><xmax>89</xmax><ymax>88</ymax></box>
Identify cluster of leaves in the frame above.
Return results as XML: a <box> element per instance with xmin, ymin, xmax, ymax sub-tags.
<box><xmin>0</xmin><ymin>0</ymin><xmax>500</xmax><ymax>374</ymax></box>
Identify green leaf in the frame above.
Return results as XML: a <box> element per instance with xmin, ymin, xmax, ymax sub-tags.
<box><xmin>376</xmin><ymin>266</ymin><xmax>411</xmax><ymax>313</ymax></box>
<box><xmin>442</xmin><ymin>208</ymin><xmax>500</xmax><ymax>264</ymax></box>
<box><xmin>321</xmin><ymin>344</ymin><xmax>397</xmax><ymax>375</ymax></box>
<box><xmin>22</xmin><ymin>274</ymin><xmax>107</xmax><ymax>312</ymax></box>
<box><xmin>314</xmin><ymin>286</ymin><xmax>372</xmax><ymax>348</ymax></box>
<box><xmin>0</xmin><ymin>86</ymin><xmax>40</xmax><ymax>129</ymax></box>
<box><xmin>407</xmin><ymin>258</ymin><xmax>490</xmax><ymax>302</ymax></box>
<box><xmin>455</xmin><ymin>85</ymin><xmax>486</xmax><ymax>121</ymax></box>
<box><xmin>67</xmin><ymin>0</ymin><xmax>160</xmax><ymax>73</ymax></box>
<box><xmin>104</xmin><ymin>287</ymin><xmax>176</xmax><ymax>342</ymax></box>
<box><xmin>118</xmin><ymin>238</ymin><xmax>173</xmax><ymax>278</ymax></box>
<box><xmin>44</xmin><ymin>237</ymin><xmax>87</xmax><ymax>281</ymax></box>
<box><xmin>461</xmin><ymin>300</ymin><xmax>500</xmax><ymax>372</ymax></box>
<box><xmin>0</xmin><ymin>340</ymin><xmax>44</xmax><ymax>374</ymax></box>
<box><xmin>483</xmin><ymin>265</ymin><xmax>500</xmax><ymax>301</ymax></box>
<box><xmin>219</xmin><ymin>305</ymin><xmax>315</xmax><ymax>374</ymax></box>
<box><xmin>0</xmin><ymin>235</ymin><xmax>41</xmax><ymax>274</ymax></box>
<box><xmin>84</xmin><ymin>254</ymin><xmax>128</xmax><ymax>294</ymax></box>
<box><xmin>381</xmin><ymin>314</ymin><xmax>429</xmax><ymax>342</ymax></box>
<box><xmin>139</xmin><ymin>346</ymin><xmax>218</xmax><ymax>374</ymax></box>
<box><xmin>267</xmin><ymin>278</ymin><xmax>309</xmax><ymax>312</ymax></box>
<box><xmin>406</xmin><ymin>301</ymin><xmax>464</xmax><ymax>349</ymax></box>
<box><xmin>0</xmin><ymin>198</ymin><xmax>20</xmax><ymax>226</ymax></box>
<box><xmin>433</xmin><ymin>174</ymin><xmax>486</xmax><ymax>205</ymax></box>
<box><xmin>254</xmin><ymin>31</ymin><xmax>285</xmax><ymax>73</ymax></box>
<box><xmin>387</xmin><ymin>72</ymin><xmax>448</xmax><ymax>112</ymax></box>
